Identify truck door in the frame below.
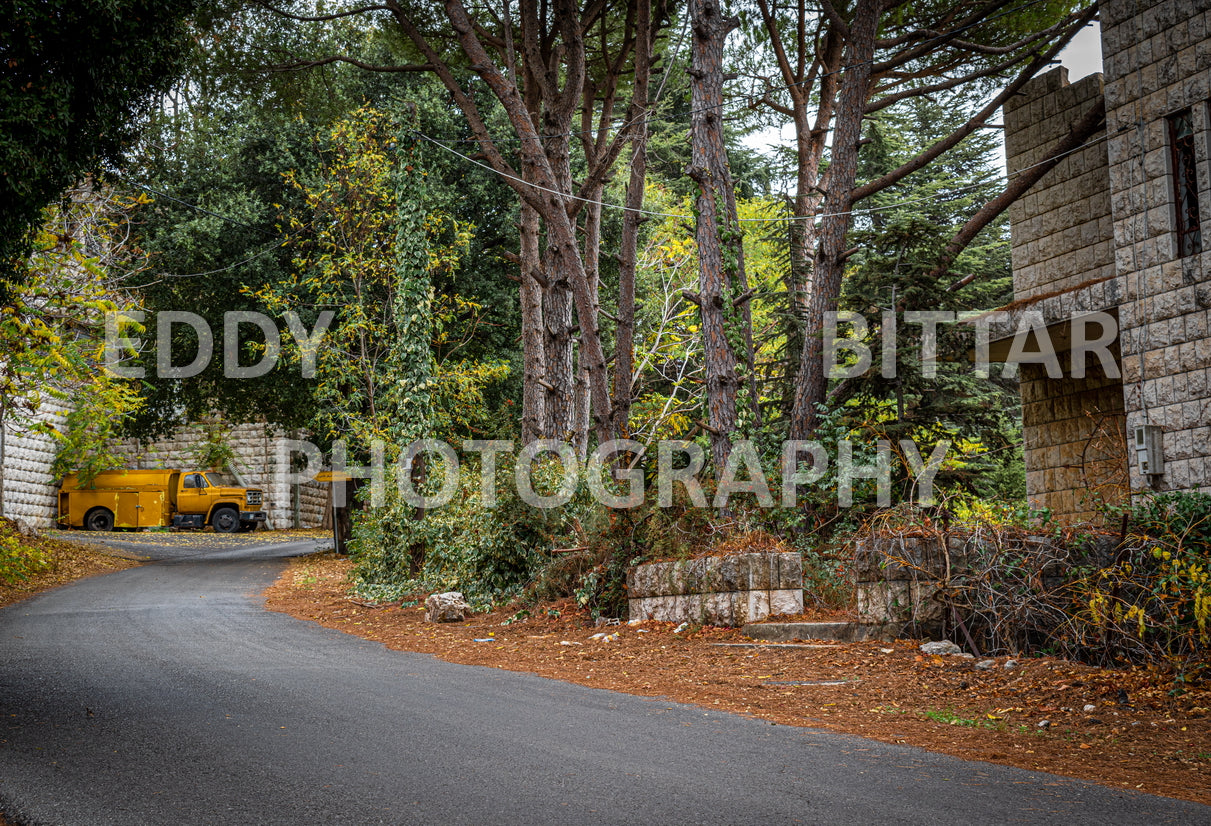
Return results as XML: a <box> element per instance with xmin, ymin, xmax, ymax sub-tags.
<box><xmin>138</xmin><ymin>490</ymin><xmax>168</xmax><ymax>527</ymax></box>
<box><xmin>179</xmin><ymin>473</ymin><xmax>210</xmax><ymax>514</ymax></box>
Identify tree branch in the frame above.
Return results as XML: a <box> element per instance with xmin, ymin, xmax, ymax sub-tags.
<box><xmin>865</xmin><ymin>48</ymin><xmax>1028</xmax><ymax>113</ymax></box>
<box><xmin>938</xmin><ymin>96</ymin><xmax>1106</xmax><ymax>287</ymax></box>
<box><xmin>818</xmin><ymin>0</ymin><xmax>851</xmax><ymax>40</ymax></box>
<box><xmin>852</xmin><ymin>4</ymin><xmax>1095</xmax><ymax>204</ymax></box>
<box><xmin>264</xmin><ymin>54</ymin><xmax>431</xmax><ymax>73</ymax></box>
<box><xmin>873</xmin><ymin>0</ymin><xmax>1011</xmax><ymax>70</ymax></box>
<box><xmin>255</xmin><ymin>2</ymin><xmax>391</xmax><ymax>22</ymax></box>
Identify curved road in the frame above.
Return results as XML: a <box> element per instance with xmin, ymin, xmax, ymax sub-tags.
<box><xmin>0</xmin><ymin>536</ymin><xmax>1206</xmax><ymax>825</ymax></box>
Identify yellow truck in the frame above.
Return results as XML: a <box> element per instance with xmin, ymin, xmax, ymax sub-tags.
<box><xmin>58</xmin><ymin>469</ymin><xmax>266</xmax><ymax>533</ymax></box>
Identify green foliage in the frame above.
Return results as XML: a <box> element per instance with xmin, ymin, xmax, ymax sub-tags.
<box><xmin>350</xmin><ymin>457</ymin><xmax>596</xmax><ymax>610</ymax></box>
<box><xmin>0</xmin><ymin>0</ymin><xmax>197</xmax><ymax>291</ymax></box>
<box><xmin>833</xmin><ymin>97</ymin><xmax>1022</xmax><ymax>503</ymax></box>
<box><xmin>1068</xmin><ymin>492</ymin><xmax>1211</xmax><ymax>678</ymax></box>
<box><xmin>123</xmin><ymin>101</ymin><xmax>321</xmax><ymax>438</ymax></box>
<box><xmin>386</xmin><ymin>118</ymin><xmax>436</xmax><ymax>446</ymax></box>
<box><xmin>257</xmin><ymin>106</ymin><xmax>455</xmax><ymax>450</ymax></box>
<box><xmin>0</xmin><ymin>521</ymin><xmax>51</xmax><ymax>584</ymax></box>
<box><xmin>1127</xmin><ymin>491</ymin><xmax>1211</xmax><ymax>547</ymax></box>
<box><xmin>627</xmin><ymin>185</ymin><xmax>790</xmax><ymax>442</ymax></box>
<box><xmin>190</xmin><ymin>421</ymin><xmax>240</xmax><ymax>472</ymax></box>
<box><xmin>1</xmin><ymin>188</ymin><xmax>145</xmax><ymax>486</ymax></box>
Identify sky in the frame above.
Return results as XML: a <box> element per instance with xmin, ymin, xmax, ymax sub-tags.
<box><xmin>1060</xmin><ymin>22</ymin><xmax>1104</xmax><ymax>80</ymax></box>
<box><xmin>742</xmin><ymin>21</ymin><xmax>1106</xmax><ymax>170</ymax></box>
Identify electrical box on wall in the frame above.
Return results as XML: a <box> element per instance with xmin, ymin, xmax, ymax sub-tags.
<box><xmin>1133</xmin><ymin>424</ymin><xmax>1164</xmax><ymax>477</ymax></box>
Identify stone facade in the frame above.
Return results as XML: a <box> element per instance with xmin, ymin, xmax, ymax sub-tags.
<box><xmin>0</xmin><ymin>402</ymin><xmax>69</xmax><ymax>528</ymax></box>
<box><xmin>0</xmin><ymin>411</ymin><xmax>328</xmax><ymax>530</ymax></box>
<box><xmin>627</xmin><ymin>553</ymin><xmax>803</xmax><ymax>626</ymax></box>
<box><xmin>998</xmin><ymin>0</ymin><xmax>1211</xmax><ymax>521</ymax></box>
<box><xmin>110</xmin><ymin>424</ymin><xmax>328</xmax><ymax>530</ymax></box>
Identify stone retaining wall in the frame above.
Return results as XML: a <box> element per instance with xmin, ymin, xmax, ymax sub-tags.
<box><xmin>0</xmin><ymin>401</ymin><xmax>69</xmax><ymax>528</ymax></box>
<box><xmin>627</xmin><ymin>553</ymin><xmax>803</xmax><ymax>626</ymax></box>
<box><xmin>855</xmin><ymin>532</ymin><xmax>1117</xmax><ymax>636</ymax></box>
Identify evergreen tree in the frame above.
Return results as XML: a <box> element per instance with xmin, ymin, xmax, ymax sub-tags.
<box><xmin>833</xmin><ymin>98</ymin><xmax>1023</xmax><ymax>502</ymax></box>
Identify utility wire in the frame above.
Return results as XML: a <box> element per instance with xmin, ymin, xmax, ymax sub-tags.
<box><xmin>129</xmin><ymin>182</ymin><xmax>275</xmax><ymax>237</ymax></box>
<box><xmin>415</xmin><ymin>124</ymin><xmax>1116</xmax><ymax>225</ymax></box>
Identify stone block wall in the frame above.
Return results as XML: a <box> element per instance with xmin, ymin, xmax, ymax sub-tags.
<box><xmin>854</xmin><ymin>534</ymin><xmax>967</xmax><ymax>634</ymax></box>
<box><xmin>1101</xmin><ymin>0</ymin><xmax>1211</xmax><ymax>498</ymax></box>
<box><xmin>627</xmin><ymin>553</ymin><xmax>803</xmax><ymax>626</ymax></box>
<box><xmin>112</xmin><ymin>424</ymin><xmax>328</xmax><ymax>529</ymax></box>
<box><xmin>0</xmin><ymin>402</ymin><xmax>69</xmax><ymax>528</ymax></box>
<box><xmin>1019</xmin><ymin>358</ymin><xmax>1129</xmax><ymax>522</ymax></box>
<box><xmin>1002</xmin><ymin>67</ymin><xmax>1127</xmax><ymax>523</ymax></box>
<box><xmin>1004</xmin><ymin>68</ymin><xmax>1115</xmax><ymax>300</ymax></box>
<box><xmin>854</xmin><ymin>532</ymin><xmax>1115</xmax><ymax>636</ymax></box>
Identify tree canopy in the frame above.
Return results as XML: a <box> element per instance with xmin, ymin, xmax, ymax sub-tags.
<box><xmin>0</xmin><ymin>0</ymin><xmax>199</xmax><ymax>295</ymax></box>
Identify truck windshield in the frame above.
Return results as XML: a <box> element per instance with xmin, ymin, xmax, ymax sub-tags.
<box><xmin>205</xmin><ymin>472</ymin><xmax>238</xmax><ymax>487</ymax></box>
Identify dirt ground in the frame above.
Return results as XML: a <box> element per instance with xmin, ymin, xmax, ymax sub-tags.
<box><xmin>265</xmin><ymin>552</ymin><xmax>1211</xmax><ymax>807</ymax></box>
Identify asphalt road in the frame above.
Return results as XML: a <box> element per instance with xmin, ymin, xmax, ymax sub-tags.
<box><xmin>0</xmin><ymin>536</ymin><xmax>1207</xmax><ymax>825</ymax></box>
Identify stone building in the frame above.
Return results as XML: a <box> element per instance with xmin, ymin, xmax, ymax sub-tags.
<box><xmin>990</xmin><ymin>0</ymin><xmax>1211</xmax><ymax>522</ymax></box>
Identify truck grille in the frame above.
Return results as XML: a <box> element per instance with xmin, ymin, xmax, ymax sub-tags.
<box><xmin>246</xmin><ymin>490</ymin><xmax>263</xmax><ymax>506</ymax></box>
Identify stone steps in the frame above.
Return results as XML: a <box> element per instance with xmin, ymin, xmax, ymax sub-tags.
<box><xmin>740</xmin><ymin>621</ymin><xmax>909</xmax><ymax>643</ymax></box>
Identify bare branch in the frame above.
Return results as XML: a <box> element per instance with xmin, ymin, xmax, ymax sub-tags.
<box><xmin>852</xmin><ymin>4</ymin><xmax>1096</xmax><ymax>204</ymax></box>
<box><xmin>264</xmin><ymin>54</ymin><xmax>431</xmax><ymax>73</ymax></box>
<box><xmin>383</xmin><ymin>1</ymin><xmax>526</xmax><ymax>199</ymax></box>
<box><xmin>865</xmin><ymin>49</ymin><xmax>1028</xmax><ymax>113</ymax></box>
<box><xmin>874</xmin><ymin>0</ymin><xmax>1018</xmax><ymax>71</ymax></box>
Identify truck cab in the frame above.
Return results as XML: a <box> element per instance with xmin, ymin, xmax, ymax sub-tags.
<box><xmin>169</xmin><ymin>470</ymin><xmax>266</xmax><ymax>532</ymax></box>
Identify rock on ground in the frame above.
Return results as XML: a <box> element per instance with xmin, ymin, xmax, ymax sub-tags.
<box><xmin>425</xmin><ymin>591</ymin><xmax>469</xmax><ymax>623</ymax></box>
<box><xmin>919</xmin><ymin>640</ymin><xmax>963</xmax><ymax>656</ymax></box>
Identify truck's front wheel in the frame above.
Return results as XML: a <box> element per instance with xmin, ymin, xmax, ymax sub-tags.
<box><xmin>211</xmin><ymin>507</ymin><xmax>240</xmax><ymax>534</ymax></box>
<box><xmin>85</xmin><ymin>508</ymin><xmax>115</xmax><ymax>532</ymax></box>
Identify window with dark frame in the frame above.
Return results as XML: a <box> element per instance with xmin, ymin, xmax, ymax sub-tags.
<box><xmin>1168</xmin><ymin>108</ymin><xmax>1203</xmax><ymax>257</ymax></box>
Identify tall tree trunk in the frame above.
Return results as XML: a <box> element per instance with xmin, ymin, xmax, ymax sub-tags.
<box><xmin>720</xmin><ymin>151</ymin><xmax>759</xmax><ymax>429</ymax></box>
<box><xmin>433</xmin><ymin>0</ymin><xmax>619</xmax><ymax>446</ymax></box>
<box><xmin>573</xmin><ymin>194</ymin><xmax>604</xmax><ymax>459</ymax></box>
<box><xmin>688</xmin><ymin>0</ymin><xmax>744</xmax><ymax>471</ymax></box>
<box><xmin>613</xmin><ymin>0</ymin><xmax>653</xmax><ymax>440</ymax></box>
<box><xmin>543</xmin><ymin>246</ymin><xmax>575</xmax><ymax>441</ymax></box>
<box><xmin>757</xmin><ymin>0</ymin><xmax>843</xmax><ymax>419</ymax></box>
<box><xmin>540</xmin><ymin>124</ymin><xmax>576</xmax><ymax>441</ymax></box>
<box><xmin>788</xmin><ymin>0</ymin><xmax>882</xmax><ymax>441</ymax></box>
<box><xmin>519</xmin><ymin>200</ymin><xmax>547</xmax><ymax>444</ymax></box>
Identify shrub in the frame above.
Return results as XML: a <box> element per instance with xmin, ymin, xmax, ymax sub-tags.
<box><xmin>348</xmin><ymin>454</ymin><xmax>596</xmax><ymax>610</ymax></box>
<box><xmin>0</xmin><ymin>519</ymin><xmax>52</xmax><ymax>584</ymax></box>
